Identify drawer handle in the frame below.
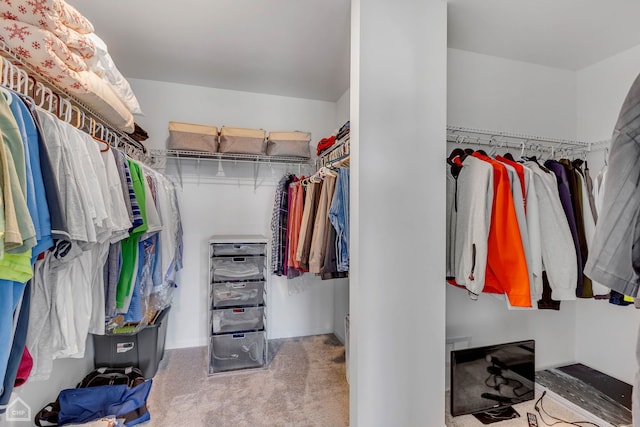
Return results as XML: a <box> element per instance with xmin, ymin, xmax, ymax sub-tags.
<box><xmin>232</xmin><ymin>333</ymin><xmax>246</xmax><ymax>339</ymax></box>
<box><xmin>232</xmin><ymin>257</ymin><xmax>247</xmax><ymax>262</ymax></box>
<box><xmin>232</xmin><ymin>308</ymin><xmax>245</xmax><ymax>314</ymax></box>
<box><xmin>231</xmin><ymin>283</ymin><xmax>247</xmax><ymax>289</ymax></box>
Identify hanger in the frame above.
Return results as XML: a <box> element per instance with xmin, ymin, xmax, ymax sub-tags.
<box><xmin>91</xmin><ymin>120</ymin><xmax>110</xmax><ymax>152</ymax></box>
<box><xmin>0</xmin><ymin>85</ymin><xmax>12</xmax><ymax>105</ymax></box>
<box><xmin>448</xmin><ymin>148</ymin><xmax>466</xmax><ymax>162</ymax></box>
<box><xmin>447</xmin><ymin>148</ymin><xmax>467</xmax><ymax>178</ymax></box>
<box><xmin>27</xmin><ymin>75</ymin><xmax>36</xmax><ymax>100</ymax></box>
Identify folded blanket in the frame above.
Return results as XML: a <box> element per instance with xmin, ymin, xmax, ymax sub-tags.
<box><xmin>86</xmin><ymin>33</ymin><xmax>142</xmax><ymax>115</ymax></box>
<box><xmin>316</xmin><ymin>135</ymin><xmax>337</xmax><ymax>155</ymax></box>
<box><xmin>0</xmin><ymin>18</ymin><xmax>87</xmax><ymax>71</ymax></box>
<box><xmin>0</xmin><ymin>0</ymin><xmax>95</xmax><ymax>58</ymax></box>
<box><xmin>54</xmin><ymin>0</ymin><xmax>93</xmax><ymax>34</ymax></box>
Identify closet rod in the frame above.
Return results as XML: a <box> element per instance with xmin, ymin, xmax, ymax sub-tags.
<box><xmin>0</xmin><ymin>41</ymin><xmax>147</xmax><ymax>157</ymax></box>
<box><xmin>447</xmin><ymin>125</ymin><xmax>609</xmax><ymax>153</ymax></box>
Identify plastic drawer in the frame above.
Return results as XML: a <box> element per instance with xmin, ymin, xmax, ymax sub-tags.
<box><xmin>209</xmin><ymin>332</ymin><xmax>265</xmax><ymax>373</ymax></box>
<box><xmin>211</xmin><ymin>307</ymin><xmax>264</xmax><ymax>334</ymax></box>
<box><xmin>212</xmin><ymin>243</ymin><xmax>265</xmax><ymax>256</ymax></box>
<box><xmin>212</xmin><ymin>281</ymin><xmax>265</xmax><ymax>308</ymax></box>
<box><xmin>211</xmin><ymin>256</ymin><xmax>265</xmax><ymax>282</ymax></box>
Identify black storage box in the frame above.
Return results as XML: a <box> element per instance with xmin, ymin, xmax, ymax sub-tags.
<box><xmin>92</xmin><ymin>306</ymin><xmax>171</xmax><ymax>379</ymax></box>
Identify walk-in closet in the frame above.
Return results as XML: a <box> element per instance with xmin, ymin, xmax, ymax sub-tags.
<box><xmin>3</xmin><ymin>0</ymin><xmax>640</xmax><ymax>426</ymax></box>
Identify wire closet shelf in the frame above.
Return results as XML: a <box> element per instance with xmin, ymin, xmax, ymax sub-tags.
<box><xmin>150</xmin><ymin>148</ymin><xmax>313</xmax><ymax>166</ymax></box>
<box><xmin>447</xmin><ymin>125</ymin><xmax>609</xmax><ymax>158</ymax></box>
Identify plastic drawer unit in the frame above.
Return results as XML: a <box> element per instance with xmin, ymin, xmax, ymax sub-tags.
<box><xmin>208</xmin><ymin>235</ymin><xmax>268</xmax><ymax>375</ymax></box>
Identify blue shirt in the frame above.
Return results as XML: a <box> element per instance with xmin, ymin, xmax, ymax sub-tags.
<box><xmin>9</xmin><ymin>92</ymin><xmax>53</xmax><ymax>262</ymax></box>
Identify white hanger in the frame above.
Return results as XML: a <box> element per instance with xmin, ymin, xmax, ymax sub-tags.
<box><xmin>0</xmin><ymin>85</ymin><xmax>12</xmax><ymax>105</ymax></box>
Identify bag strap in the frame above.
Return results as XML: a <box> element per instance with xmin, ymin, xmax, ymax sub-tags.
<box><xmin>34</xmin><ymin>400</ymin><xmax>60</xmax><ymax>427</ymax></box>
<box><xmin>120</xmin><ymin>403</ymin><xmax>149</xmax><ymax>423</ymax></box>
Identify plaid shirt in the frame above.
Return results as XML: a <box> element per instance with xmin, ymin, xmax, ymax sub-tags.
<box><xmin>271</xmin><ymin>175</ymin><xmax>294</xmax><ymax>274</ymax></box>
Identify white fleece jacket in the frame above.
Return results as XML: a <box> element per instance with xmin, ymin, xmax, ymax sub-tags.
<box><xmin>525</xmin><ymin>162</ymin><xmax>577</xmax><ymax>300</ymax></box>
<box><xmin>454</xmin><ymin>156</ymin><xmax>494</xmax><ymax>296</ymax></box>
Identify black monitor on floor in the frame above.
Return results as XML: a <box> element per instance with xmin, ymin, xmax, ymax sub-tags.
<box><xmin>450</xmin><ymin>339</ymin><xmax>535</xmax><ymax>423</ymax></box>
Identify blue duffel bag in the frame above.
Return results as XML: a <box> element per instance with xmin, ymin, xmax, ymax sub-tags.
<box><xmin>35</xmin><ymin>367</ymin><xmax>152</xmax><ymax>426</ymax></box>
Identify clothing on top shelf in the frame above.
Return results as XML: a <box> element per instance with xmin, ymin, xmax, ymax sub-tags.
<box><xmin>446</xmin><ymin>145</ymin><xmax>617</xmax><ymax>310</ymax></box>
<box><xmin>0</xmin><ymin>88</ymin><xmax>183</xmax><ymax>396</ymax></box>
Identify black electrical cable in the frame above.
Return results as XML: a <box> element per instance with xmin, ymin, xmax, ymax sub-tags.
<box><xmin>534</xmin><ymin>391</ymin><xmax>600</xmax><ymax>427</ymax></box>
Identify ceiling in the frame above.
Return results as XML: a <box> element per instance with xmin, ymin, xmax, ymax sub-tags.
<box><xmin>67</xmin><ymin>0</ymin><xmax>640</xmax><ymax>102</ymax></box>
<box><xmin>68</xmin><ymin>0</ymin><xmax>351</xmax><ymax>102</ymax></box>
<box><xmin>447</xmin><ymin>0</ymin><xmax>640</xmax><ymax>71</ymax></box>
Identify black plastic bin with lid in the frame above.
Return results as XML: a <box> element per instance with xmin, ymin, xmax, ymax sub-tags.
<box><xmin>92</xmin><ymin>306</ymin><xmax>171</xmax><ymax>379</ymax></box>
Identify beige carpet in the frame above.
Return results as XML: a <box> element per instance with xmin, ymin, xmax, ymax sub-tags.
<box><xmin>146</xmin><ymin>334</ymin><xmax>349</xmax><ymax>427</ymax></box>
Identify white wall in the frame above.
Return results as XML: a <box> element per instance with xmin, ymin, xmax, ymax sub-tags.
<box><xmin>333</xmin><ymin>87</ymin><xmax>350</xmax><ymax>343</ymax></box>
<box><xmin>446</xmin><ymin>48</ymin><xmax>579</xmax><ymax>372</ymax></box>
<box><xmin>351</xmin><ymin>0</ymin><xmax>447</xmax><ymax>425</ymax></box>
<box><xmin>336</xmin><ymin>88</ymin><xmax>350</xmax><ymax>127</ymax></box>
<box><xmin>448</xmin><ymin>48</ymin><xmax>577</xmax><ymax>140</ymax></box>
<box><xmin>3</xmin><ymin>340</ymin><xmax>95</xmax><ymax>427</ymax></box>
<box><xmin>575</xmin><ymin>44</ymin><xmax>640</xmax><ymax>384</ymax></box>
<box><xmin>130</xmin><ymin>78</ymin><xmax>345</xmax><ymax>348</ymax></box>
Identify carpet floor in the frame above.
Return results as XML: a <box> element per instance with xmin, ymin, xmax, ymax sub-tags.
<box><xmin>146</xmin><ymin>334</ymin><xmax>349</xmax><ymax>426</ymax></box>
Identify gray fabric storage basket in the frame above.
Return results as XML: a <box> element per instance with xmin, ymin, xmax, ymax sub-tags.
<box><xmin>266</xmin><ymin>131</ymin><xmax>311</xmax><ymax>158</ymax></box>
<box><xmin>168</xmin><ymin>121</ymin><xmax>218</xmax><ymax>152</ymax></box>
<box><xmin>219</xmin><ymin>126</ymin><xmax>266</xmax><ymax>155</ymax></box>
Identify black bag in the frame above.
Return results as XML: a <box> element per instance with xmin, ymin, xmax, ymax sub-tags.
<box><xmin>76</xmin><ymin>367</ymin><xmax>146</xmax><ymax>388</ymax></box>
<box><xmin>35</xmin><ymin>367</ymin><xmax>151</xmax><ymax>426</ymax></box>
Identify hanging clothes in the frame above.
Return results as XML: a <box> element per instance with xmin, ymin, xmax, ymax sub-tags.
<box><xmin>329</xmin><ymin>167</ymin><xmax>350</xmax><ymax>273</ymax></box>
<box><xmin>309</xmin><ymin>172</ymin><xmax>337</xmax><ymax>274</ymax></box>
<box><xmin>296</xmin><ymin>180</ymin><xmax>321</xmax><ymax>271</ymax></box>
<box><xmin>524</xmin><ymin>161</ymin><xmax>577</xmax><ymax>303</ymax></box>
<box><xmin>270</xmin><ymin>161</ymin><xmax>350</xmax><ymax>281</ymax></box>
<box><xmin>270</xmin><ymin>174</ymin><xmax>294</xmax><ymax>276</ymax></box>
<box><xmin>447</xmin><ymin>146</ymin><xmax>587</xmax><ymax>309</ymax></box>
<box><xmin>0</xmin><ymin>95</ymin><xmax>184</xmax><ymax>388</ymax></box>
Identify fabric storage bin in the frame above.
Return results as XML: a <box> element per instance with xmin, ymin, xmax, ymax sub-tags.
<box><xmin>168</xmin><ymin>121</ymin><xmax>219</xmax><ymax>152</ymax></box>
<box><xmin>211</xmin><ymin>306</ymin><xmax>264</xmax><ymax>334</ymax></box>
<box><xmin>266</xmin><ymin>131</ymin><xmax>311</xmax><ymax>158</ymax></box>
<box><xmin>212</xmin><ymin>281</ymin><xmax>265</xmax><ymax>308</ymax></box>
<box><xmin>218</xmin><ymin>126</ymin><xmax>266</xmax><ymax>155</ymax></box>
<box><xmin>210</xmin><ymin>332</ymin><xmax>266</xmax><ymax>373</ymax></box>
<box><xmin>211</xmin><ymin>256</ymin><xmax>265</xmax><ymax>282</ymax></box>
<box><xmin>92</xmin><ymin>306</ymin><xmax>171</xmax><ymax>379</ymax></box>
<box><xmin>212</xmin><ymin>243</ymin><xmax>265</xmax><ymax>256</ymax></box>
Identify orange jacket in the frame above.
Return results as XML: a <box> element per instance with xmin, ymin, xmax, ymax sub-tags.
<box><xmin>472</xmin><ymin>153</ymin><xmax>531</xmax><ymax>307</ymax></box>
